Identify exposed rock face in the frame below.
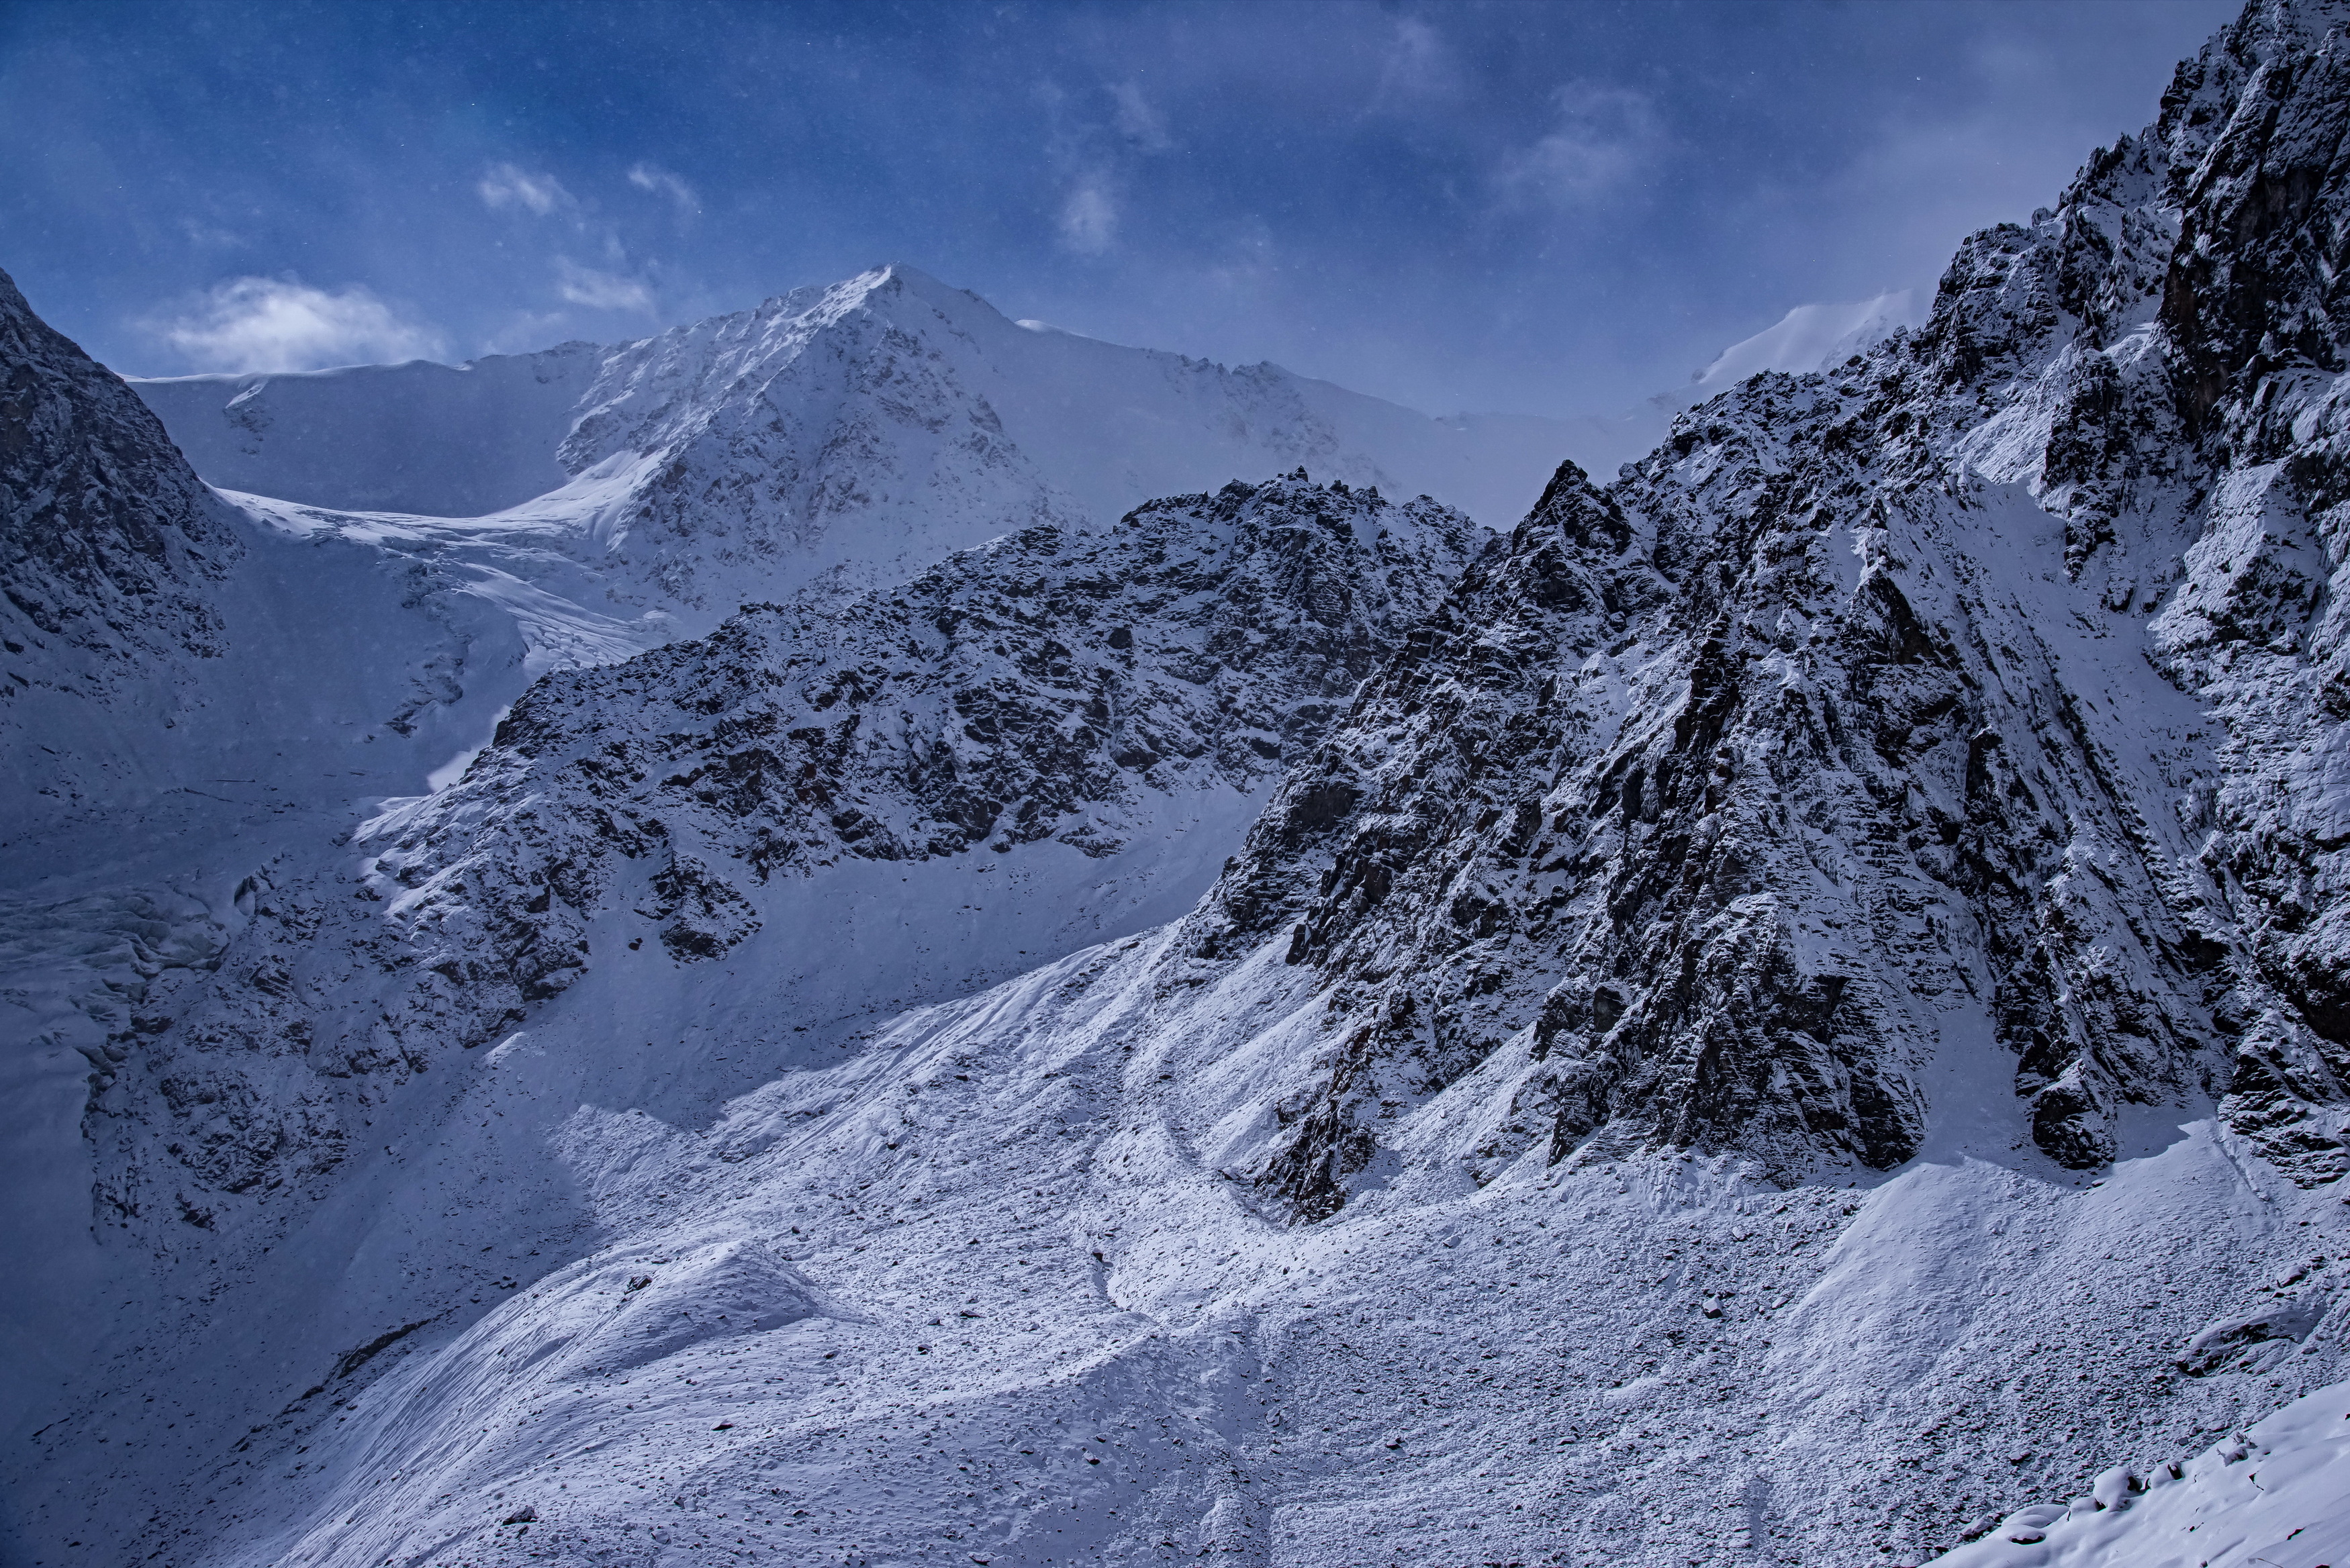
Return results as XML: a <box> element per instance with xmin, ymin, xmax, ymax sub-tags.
<box><xmin>1</xmin><ymin>264</ymin><xmax>238</xmax><ymax>691</ymax></box>
<box><xmin>102</xmin><ymin>475</ymin><xmax>1479</xmax><ymax>1209</ymax></box>
<box><xmin>1187</xmin><ymin>0</ymin><xmax>2350</xmax><ymax>1214</ymax></box>
<box><xmin>479</xmin><ymin>473</ymin><xmax>1476</xmax><ymax>882</ymax></box>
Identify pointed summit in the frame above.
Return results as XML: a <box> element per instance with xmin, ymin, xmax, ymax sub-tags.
<box><xmin>135</xmin><ymin>265</ymin><xmax>1587</xmax><ymax>642</ymax></box>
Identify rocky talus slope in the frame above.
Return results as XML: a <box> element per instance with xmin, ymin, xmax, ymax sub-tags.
<box><xmin>1919</xmin><ymin>1371</ymin><xmax>2350</xmax><ymax>1566</ymax></box>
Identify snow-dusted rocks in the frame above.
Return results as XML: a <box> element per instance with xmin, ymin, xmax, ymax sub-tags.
<box><xmin>1</xmin><ymin>264</ymin><xmax>240</xmax><ymax>756</ymax></box>
<box><xmin>1180</xmin><ymin>0</ymin><xmax>2350</xmax><ymax>1208</ymax></box>
<box><xmin>481</xmin><ymin>474</ymin><xmax>1476</xmax><ymax>871</ymax></box>
<box><xmin>95</xmin><ymin>474</ymin><xmax>1478</xmax><ymax>1214</ymax></box>
<box><xmin>1924</xmin><ymin>1376</ymin><xmax>2350</xmax><ymax>1567</ymax></box>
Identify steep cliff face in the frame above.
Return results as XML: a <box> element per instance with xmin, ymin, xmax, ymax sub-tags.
<box><xmin>0</xmin><ymin>266</ymin><xmax>237</xmax><ymax>660</ymax></box>
<box><xmin>1181</xmin><ymin>0</ymin><xmax>2350</xmax><ymax>1214</ymax></box>
<box><xmin>2142</xmin><ymin>0</ymin><xmax>2350</xmax><ymax>1189</ymax></box>
<box><xmin>1</xmin><ymin>262</ymin><xmax>244</xmax><ymax>786</ymax></box>
<box><xmin>459</xmin><ymin>474</ymin><xmax>1475</xmax><ymax>923</ymax></box>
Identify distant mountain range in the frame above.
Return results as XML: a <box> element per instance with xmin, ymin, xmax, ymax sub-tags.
<box><xmin>127</xmin><ymin>261</ymin><xmax>1924</xmax><ymax>547</ymax></box>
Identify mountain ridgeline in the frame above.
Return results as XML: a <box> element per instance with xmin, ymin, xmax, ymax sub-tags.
<box><xmin>1188</xmin><ymin>0</ymin><xmax>2350</xmax><ymax>1210</ymax></box>
<box><xmin>91</xmin><ymin>476</ymin><xmax>1480</xmax><ymax>1214</ymax></box>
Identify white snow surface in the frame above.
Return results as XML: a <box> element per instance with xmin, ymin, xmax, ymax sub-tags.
<box><xmin>130</xmin><ymin>342</ymin><xmax>604</xmax><ymax>518</ymax></box>
<box><xmin>1924</xmin><ymin>1377</ymin><xmax>2350</xmax><ymax>1567</ymax></box>
<box><xmin>30</xmin><ymin>924</ymin><xmax>2349</xmax><ymax>1567</ymax></box>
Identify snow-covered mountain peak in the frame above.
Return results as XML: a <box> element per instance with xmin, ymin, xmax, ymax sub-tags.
<box><xmin>132</xmin><ymin>262</ymin><xmax>1591</xmax><ymax>655</ymax></box>
<box><xmin>1689</xmin><ymin>288</ymin><xmax>1926</xmax><ymax>394</ymax></box>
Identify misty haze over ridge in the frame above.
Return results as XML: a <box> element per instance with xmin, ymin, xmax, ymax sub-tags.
<box><xmin>122</xmin><ymin>265</ymin><xmax>1928</xmax><ymax>527</ymax></box>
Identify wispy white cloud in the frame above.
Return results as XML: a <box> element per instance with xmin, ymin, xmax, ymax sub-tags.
<box><xmin>1109</xmin><ymin>82</ymin><xmax>1171</xmax><ymax>152</ymax></box>
<box><xmin>479</xmin><ymin>309</ymin><xmax>576</xmax><ymax>356</ymax></box>
<box><xmin>555</xmin><ymin>258</ymin><xmax>653</xmax><ymax>311</ymax></box>
<box><xmin>478</xmin><ymin>162</ymin><xmax>575</xmax><ymax>217</ymax></box>
<box><xmin>178</xmin><ymin>217</ymin><xmax>245</xmax><ymax>250</ymax></box>
<box><xmin>627</xmin><ymin>161</ymin><xmax>701</xmax><ymax>215</ymax></box>
<box><xmin>1043</xmin><ymin>80</ymin><xmax>1174</xmax><ymax>257</ymax></box>
<box><xmin>1058</xmin><ymin>177</ymin><xmax>1119</xmax><ymax>255</ymax></box>
<box><xmin>147</xmin><ymin>277</ymin><xmax>448</xmax><ymax>373</ymax></box>
<box><xmin>1494</xmin><ymin>82</ymin><xmax>1662</xmax><ymax>209</ymax></box>
<box><xmin>1374</xmin><ymin>17</ymin><xmax>1457</xmax><ymax>105</ymax></box>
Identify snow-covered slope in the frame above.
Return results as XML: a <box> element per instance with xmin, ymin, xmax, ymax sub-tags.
<box><xmin>130</xmin><ymin>267</ymin><xmax>1571</xmax><ymax>628</ymax></box>
<box><xmin>130</xmin><ymin>343</ymin><xmax>603</xmax><ymax>518</ymax></box>
<box><xmin>40</xmin><ymin>949</ymin><xmax>2350</xmax><ymax>1568</ymax></box>
<box><xmin>0</xmin><ymin>265</ymin><xmax>591</xmax><ymax>1491</ymax></box>
<box><xmin>0</xmin><ymin>451</ymin><xmax>1491</xmax><ymax>1565</ymax></box>
<box><xmin>17</xmin><ymin>3</ymin><xmax>2350</xmax><ymax>1567</ymax></box>
<box><xmin>1925</xmin><ymin>1376</ymin><xmax>2350</xmax><ymax>1567</ymax></box>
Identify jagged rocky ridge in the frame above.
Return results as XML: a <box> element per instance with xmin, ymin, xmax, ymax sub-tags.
<box><xmin>487</xmin><ymin>475</ymin><xmax>1474</xmax><ymax>873</ymax></box>
<box><xmin>100</xmin><ymin>475</ymin><xmax>1478</xmax><ymax>1206</ymax></box>
<box><xmin>1176</xmin><ymin>0</ymin><xmax>2350</xmax><ymax>1210</ymax></box>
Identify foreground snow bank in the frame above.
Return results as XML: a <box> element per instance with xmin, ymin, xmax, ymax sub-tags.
<box><xmin>1928</xmin><ymin>1378</ymin><xmax>2350</xmax><ymax>1568</ymax></box>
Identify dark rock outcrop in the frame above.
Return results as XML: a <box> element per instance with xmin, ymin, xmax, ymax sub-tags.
<box><xmin>1187</xmin><ymin>0</ymin><xmax>2350</xmax><ymax>1214</ymax></box>
<box><xmin>0</xmin><ymin>266</ymin><xmax>237</xmax><ymax>679</ymax></box>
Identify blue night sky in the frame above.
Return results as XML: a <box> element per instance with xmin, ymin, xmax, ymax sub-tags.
<box><xmin>0</xmin><ymin>0</ymin><xmax>2239</xmax><ymax>418</ymax></box>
